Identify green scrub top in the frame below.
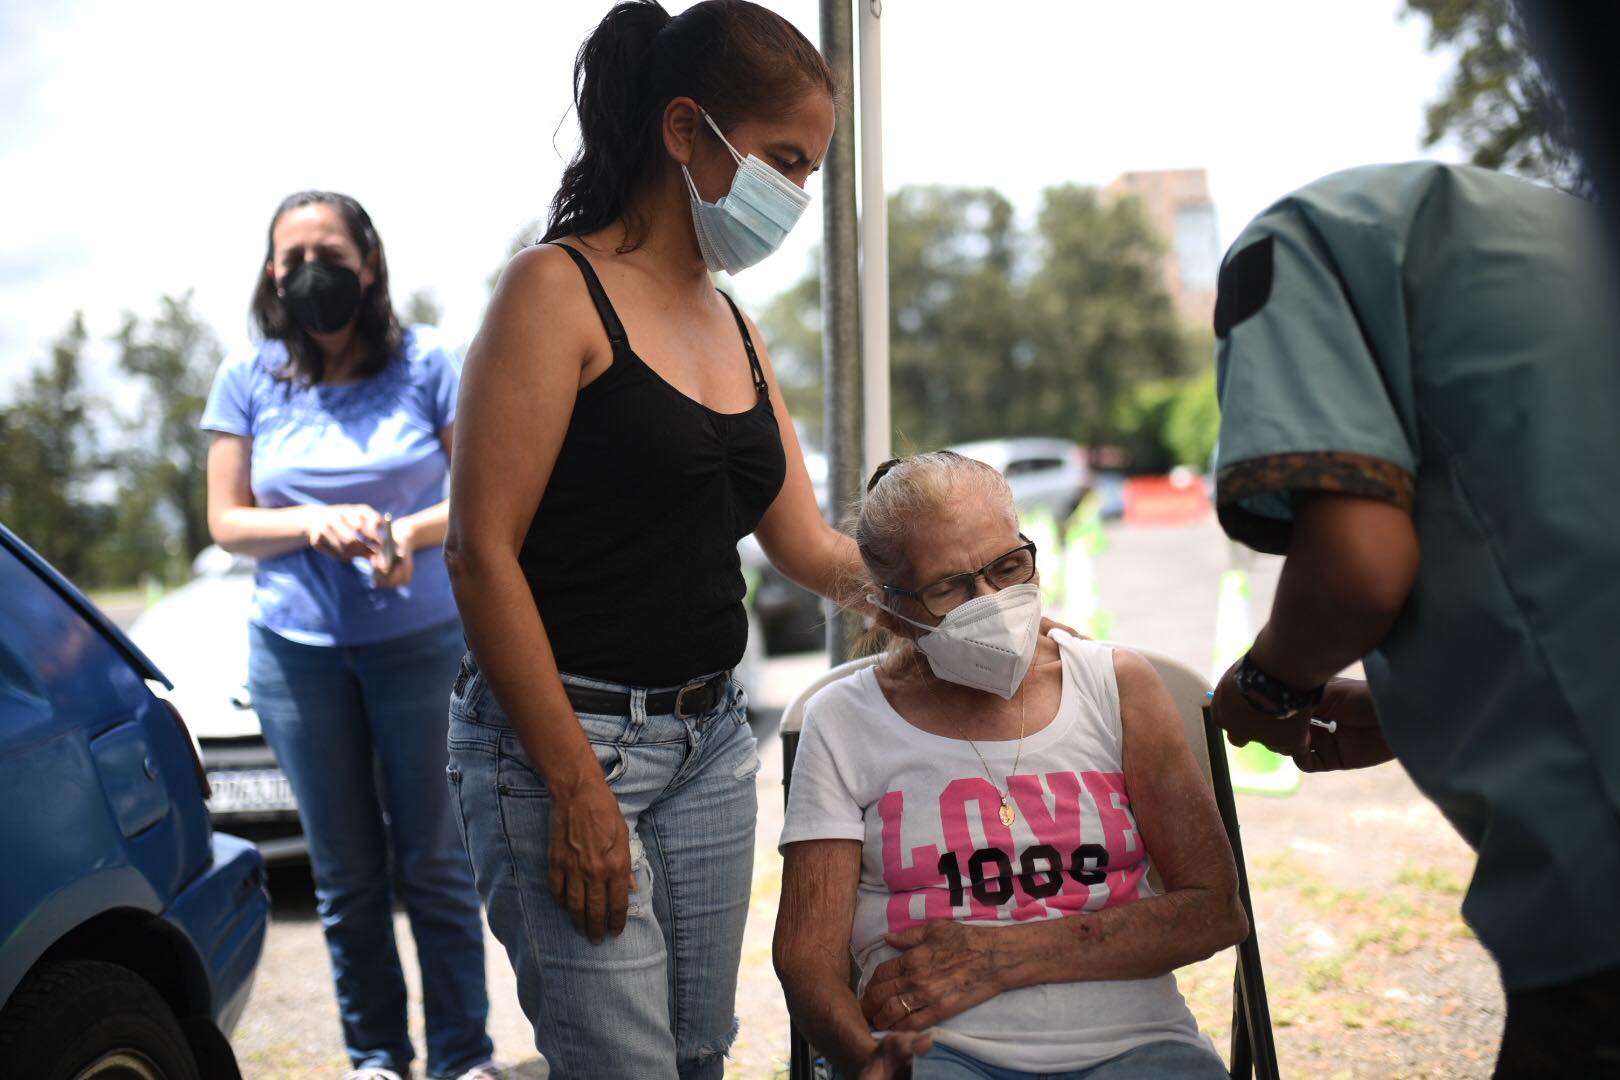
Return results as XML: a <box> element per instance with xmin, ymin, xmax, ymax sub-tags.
<box><xmin>1212</xmin><ymin>162</ymin><xmax>1620</xmax><ymax>991</ymax></box>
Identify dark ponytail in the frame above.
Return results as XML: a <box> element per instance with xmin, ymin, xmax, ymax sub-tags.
<box><xmin>543</xmin><ymin>0</ymin><xmax>837</xmax><ymax>250</ymax></box>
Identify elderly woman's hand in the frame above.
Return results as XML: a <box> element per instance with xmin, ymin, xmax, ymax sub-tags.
<box><xmin>856</xmin><ymin>1032</ymin><xmax>936</xmax><ymax>1079</ymax></box>
<box><xmin>860</xmin><ymin>920</ymin><xmax>1009</xmax><ymax>1032</ymax></box>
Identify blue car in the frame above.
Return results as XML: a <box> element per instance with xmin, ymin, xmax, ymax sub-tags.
<box><xmin>0</xmin><ymin>524</ymin><xmax>269</xmax><ymax>1079</ymax></box>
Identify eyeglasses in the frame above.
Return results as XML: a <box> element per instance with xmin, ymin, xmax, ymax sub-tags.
<box><xmin>883</xmin><ymin>536</ymin><xmax>1038</xmax><ymax>619</ymax></box>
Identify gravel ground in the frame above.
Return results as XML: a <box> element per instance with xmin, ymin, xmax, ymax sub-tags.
<box><xmin>226</xmin><ymin>517</ymin><xmax>1505</xmax><ymax>1079</ymax></box>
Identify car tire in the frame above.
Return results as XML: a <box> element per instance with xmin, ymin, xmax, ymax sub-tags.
<box><xmin>0</xmin><ymin>960</ymin><xmax>201</xmax><ymax>1080</ymax></box>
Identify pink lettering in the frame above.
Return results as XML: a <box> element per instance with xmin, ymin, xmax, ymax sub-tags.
<box><xmin>1008</xmin><ymin>772</ymin><xmax>1087</xmax><ymax>920</ymax></box>
<box><xmin>877</xmin><ymin>790</ymin><xmax>948</xmax><ymax>931</ymax></box>
<box><xmin>1081</xmin><ymin>771</ymin><xmax>1148</xmax><ymax>907</ymax></box>
<box><xmin>939</xmin><ymin>778</ymin><xmax>1009</xmax><ymax>920</ymax></box>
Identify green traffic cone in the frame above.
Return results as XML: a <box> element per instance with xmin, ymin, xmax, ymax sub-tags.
<box><xmin>1210</xmin><ymin>564</ymin><xmax>1299</xmax><ymax>796</ymax></box>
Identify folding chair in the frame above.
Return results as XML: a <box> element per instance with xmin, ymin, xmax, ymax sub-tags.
<box><xmin>779</xmin><ymin>644</ymin><xmax>1280</xmax><ymax>1080</ymax></box>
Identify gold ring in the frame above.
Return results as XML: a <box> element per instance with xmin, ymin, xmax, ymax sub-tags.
<box><xmin>899</xmin><ymin>994</ymin><xmax>916</xmax><ymax>1014</ymax></box>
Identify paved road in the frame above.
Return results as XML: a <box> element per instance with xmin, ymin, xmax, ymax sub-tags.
<box><xmin>114</xmin><ymin>518</ymin><xmax>1501</xmax><ymax>1078</ymax></box>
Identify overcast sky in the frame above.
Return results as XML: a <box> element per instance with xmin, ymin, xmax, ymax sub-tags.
<box><xmin>0</xmin><ymin>0</ymin><xmax>1456</xmax><ymax>397</ymax></box>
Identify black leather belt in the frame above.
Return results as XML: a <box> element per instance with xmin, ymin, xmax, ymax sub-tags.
<box><xmin>565</xmin><ymin>671</ymin><xmax>730</xmax><ymax>720</ymax></box>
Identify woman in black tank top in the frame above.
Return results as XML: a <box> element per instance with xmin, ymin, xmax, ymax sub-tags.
<box><xmin>443</xmin><ymin>4</ymin><xmax>859</xmax><ymax>1076</ymax></box>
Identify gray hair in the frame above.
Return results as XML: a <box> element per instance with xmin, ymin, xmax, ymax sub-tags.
<box><xmin>852</xmin><ymin>450</ymin><xmax>1018</xmax><ymax>590</ymax></box>
<box><xmin>844</xmin><ymin>451</ymin><xmax>1018</xmax><ymax>666</ymax></box>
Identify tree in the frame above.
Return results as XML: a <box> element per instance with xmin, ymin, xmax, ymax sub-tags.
<box><xmin>758</xmin><ymin>183</ymin><xmax>1188</xmax><ymax>456</ymax></box>
<box><xmin>399</xmin><ymin>288</ymin><xmax>444</xmax><ymax>327</ymax></box>
<box><xmin>0</xmin><ymin>314</ymin><xmax>101</xmax><ymax>581</ymax></box>
<box><xmin>753</xmin><ymin>262</ymin><xmax>824</xmax><ymax>442</ymax></box>
<box><xmin>113</xmin><ymin>292</ymin><xmax>223</xmax><ymax>565</ymax></box>
<box><xmin>1022</xmin><ymin>186</ymin><xmax>1189</xmax><ymax>443</ymax></box>
<box><xmin>1405</xmin><ymin>0</ymin><xmax>1584</xmax><ymax>189</ymax></box>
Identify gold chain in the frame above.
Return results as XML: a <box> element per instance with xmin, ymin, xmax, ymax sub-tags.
<box><xmin>953</xmin><ymin>688</ymin><xmax>1026</xmax><ymax>826</ymax></box>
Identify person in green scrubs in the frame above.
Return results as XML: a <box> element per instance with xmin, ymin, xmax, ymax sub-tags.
<box><xmin>1206</xmin><ymin>161</ymin><xmax>1620</xmax><ymax>1077</ymax></box>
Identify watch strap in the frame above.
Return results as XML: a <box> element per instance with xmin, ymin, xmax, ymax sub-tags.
<box><xmin>1235</xmin><ymin>651</ymin><xmax>1325</xmax><ymax>719</ymax></box>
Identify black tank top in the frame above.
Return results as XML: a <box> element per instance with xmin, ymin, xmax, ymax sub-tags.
<box><xmin>518</xmin><ymin>245</ymin><xmax>787</xmax><ymax>686</ymax></box>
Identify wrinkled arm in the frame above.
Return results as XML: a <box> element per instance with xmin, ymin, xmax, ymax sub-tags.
<box><xmin>774</xmin><ymin>839</ymin><xmax>876</xmax><ymax>1077</ymax></box>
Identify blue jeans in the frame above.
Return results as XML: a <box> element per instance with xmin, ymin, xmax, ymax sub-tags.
<box><xmin>447</xmin><ymin>661</ymin><xmax>760</xmax><ymax>1080</ymax></box>
<box><xmin>248</xmin><ymin>619</ymin><xmax>493</xmax><ymax>1079</ymax></box>
<box><xmin>911</xmin><ymin>1040</ymin><xmax>1228</xmax><ymax>1079</ymax></box>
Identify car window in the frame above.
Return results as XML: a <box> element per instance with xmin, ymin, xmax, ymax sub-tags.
<box><xmin>1004</xmin><ymin>457</ymin><xmax>1066</xmax><ymax>478</ymax></box>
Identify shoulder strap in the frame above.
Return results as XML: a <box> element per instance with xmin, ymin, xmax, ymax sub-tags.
<box><xmin>552</xmin><ymin>244</ymin><xmax>628</xmax><ymax>347</ymax></box>
<box><xmin>719</xmin><ymin>290</ymin><xmax>768</xmax><ymax>394</ymax></box>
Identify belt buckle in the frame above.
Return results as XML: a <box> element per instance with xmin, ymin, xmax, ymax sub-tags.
<box><xmin>673</xmin><ymin>679</ymin><xmax>710</xmax><ymax>721</ymax></box>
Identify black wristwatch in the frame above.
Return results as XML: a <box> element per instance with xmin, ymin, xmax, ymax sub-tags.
<box><xmin>1234</xmin><ymin>651</ymin><xmax>1325</xmax><ymax>720</ymax></box>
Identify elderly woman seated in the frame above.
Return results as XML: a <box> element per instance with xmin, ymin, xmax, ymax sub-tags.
<box><xmin>774</xmin><ymin>451</ymin><xmax>1249</xmax><ymax>1080</ymax></box>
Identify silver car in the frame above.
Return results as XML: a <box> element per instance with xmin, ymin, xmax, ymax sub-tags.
<box><xmin>947</xmin><ymin>436</ymin><xmax>1092</xmax><ymax>522</ymax></box>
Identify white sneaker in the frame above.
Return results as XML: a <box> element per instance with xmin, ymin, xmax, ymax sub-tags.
<box><xmin>446</xmin><ymin>1061</ymin><xmax>512</xmax><ymax>1080</ymax></box>
<box><xmin>341</xmin><ymin>1070</ymin><xmax>404</xmax><ymax>1080</ymax></box>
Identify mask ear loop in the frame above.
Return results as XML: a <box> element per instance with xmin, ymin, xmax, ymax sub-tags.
<box><xmin>867</xmin><ymin>592</ymin><xmax>935</xmax><ymax>634</ymax></box>
<box><xmin>701</xmin><ymin>110</ymin><xmax>746</xmax><ymax>167</ymax></box>
<box><xmin>681</xmin><ymin>163</ymin><xmax>705</xmax><ymax>203</ymax></box>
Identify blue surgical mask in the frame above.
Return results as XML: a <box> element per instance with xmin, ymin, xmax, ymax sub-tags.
<box><xmin>683</xmin><ymin>110</ymin><xmax>811</xmax><ymax>275</ymax></box>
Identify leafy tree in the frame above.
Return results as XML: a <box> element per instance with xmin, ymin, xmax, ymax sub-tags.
<box><xmin>400</xmin><ymin>288</ymin><xmax>444</xmax><ymax>327</ymax></box>
<box><xmin>113</xmin><ymin>292</ymin><xmax>223</xmax><ymax>564</ymax></box>
<box><xmin>883</xmin><ymin>186</ymin><xmax>1023</xmax><ymax>450</ymax></box>
<box><xmin>1022</xmin><ymin>186</ymin><xmax>1188</xmax><ymax>443</ymax></box>
<box><xmin>1404</xmin><ymin>0</ymin><xmax>1584</xmax><ymax>188</ymax></box>
<box><xmin>758</xmin><ymin>183</ymin><xmax>1186</xmax><ymax>455</ymax></box>
<box><xmin>0</xmin><ymin>314</ymin><xmax>101</xmax><ymax>581</ymax></box>
<box><xmin>753</xmin><ymin>263</ymin><xmax>825</xmax><ymax>442</ymax></box>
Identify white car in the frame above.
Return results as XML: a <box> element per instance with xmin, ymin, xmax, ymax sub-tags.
<box><xmin>129</xmin><ymin>546</ymin><xmax>766</xmax><ymax>865</ymax></box>
<box><xmin>128</xmin><ymin>547</ymin><xmax>307</xmax><ymax>863</ymax></box>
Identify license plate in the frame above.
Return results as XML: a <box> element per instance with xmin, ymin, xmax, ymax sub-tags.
<box><xmin>207</xmin><ymin>769</ymin><xmax>297</xmax><ymax>814</ymax></box>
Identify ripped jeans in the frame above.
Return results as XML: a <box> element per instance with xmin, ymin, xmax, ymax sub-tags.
<box><xmin>446</xmin><ymin>659</ymin><xmax>759</xmax><ymax>1079</ymax></box>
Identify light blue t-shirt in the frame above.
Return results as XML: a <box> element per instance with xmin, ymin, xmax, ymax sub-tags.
<box><xmin>201</xmin><ymin>326</ymin><xmax>460</xmax><ymax>647</ymax></box>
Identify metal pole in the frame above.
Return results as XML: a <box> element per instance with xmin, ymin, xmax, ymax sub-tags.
<box><xmin>858</xmin><ymin>0</ymin><xmax>891</xmax><ymax>473</ymax></box>
<box><xmin>821</xmin><ymin>0</ymin><xmax>862</xmax><ymax>664</ymax></box>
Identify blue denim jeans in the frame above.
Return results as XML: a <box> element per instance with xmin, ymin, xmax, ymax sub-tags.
<box><xmin>447</xmin><ymin>660</ymin><xmax>761</xmax><ymax>1080</ymax></box>
<box><xmin>910</xmin><ymin>1039</ymin><xmax>1228</xmax><ymax>1080</ymax></box>
<box><xmin>248</xmin><ymin>619</ymin><xmax>493</xmax><ymax>1079</ymax></box>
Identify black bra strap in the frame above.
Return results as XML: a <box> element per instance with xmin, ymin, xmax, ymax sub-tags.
<box><xmin>553</xmin><ymin>244</ymin><xmax>628</xmax><ymax>347</ymax></box>
<box><xmin>719</xmin><ymin>290</ymin><xmax>768</xmax><ymax>394</ymax></box>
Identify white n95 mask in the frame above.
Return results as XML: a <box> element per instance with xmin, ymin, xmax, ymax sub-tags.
<box><xmin>876</xmin><ymin>583</ymin><xmax>1044</xmax><ymax>699</ymax></box>
<box><xmin>683</xmin><ymin>110</ymin><xmax>811</xmax><ymax>275</ymax></box>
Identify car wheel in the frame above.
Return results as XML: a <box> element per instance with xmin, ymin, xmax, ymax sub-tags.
<box><xmin>0</xmin><ymin>960</ymin><xmax>201</xmax><ymax>1080</ymax></box>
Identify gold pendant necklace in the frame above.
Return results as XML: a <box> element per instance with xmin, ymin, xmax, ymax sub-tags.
<box><xmin>958</xmin><ymin>691</ymin><xmax>1026</xmax><ymax>827</ymax></box>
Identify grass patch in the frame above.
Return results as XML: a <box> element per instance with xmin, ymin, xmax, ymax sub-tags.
<box><xmin>1337</xmin><ymin>999</ymin><xmax>1373</xmax><ymax>1029</ymax></box>
<box><xmin>1304</xmin><ymin>956</ymin><xmax>1344</xmax><ymax>993</ymax></box>
<box><xmin>1393</xmin><ymin>864</ymin><xmax>1467</xmax><ymax>896</ymax></box>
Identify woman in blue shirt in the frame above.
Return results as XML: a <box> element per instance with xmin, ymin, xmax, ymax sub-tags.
<box><xmin>202</xmin><ymin>191</ymin><xmax>498</xmax><ymax>1080</ymax></box>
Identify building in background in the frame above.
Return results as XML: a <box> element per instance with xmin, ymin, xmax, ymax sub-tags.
<box><xmin>1107</xmin><ymin>169</ymin><xmax>1221</xmax><ymax>327</ymax></box>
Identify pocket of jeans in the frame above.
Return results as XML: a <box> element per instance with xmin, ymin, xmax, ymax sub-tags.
<box><xmin>497</xmin><ymin>730</ymin><xmax>626</xmax><ymax>796</ymax></box>
<box><xmin>727</xmin><ymin>679</ymin><xmax>751</xmax><ymax>727</ymax></box>
<box><xmin>450</xmin><ymin>655</ymin><xmax>490</xmax><ymax>722</ymax></box>
<box><xmin>445</xmin><ymin>764</ymin><xmax>475</xmax><ymax>859</ymax></box>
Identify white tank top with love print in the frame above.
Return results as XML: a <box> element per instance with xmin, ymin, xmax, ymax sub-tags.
<box><xmin>780</xmin><ymin>634</ymin><xmax>1209</xmax><ymax>1072</ymax></box>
